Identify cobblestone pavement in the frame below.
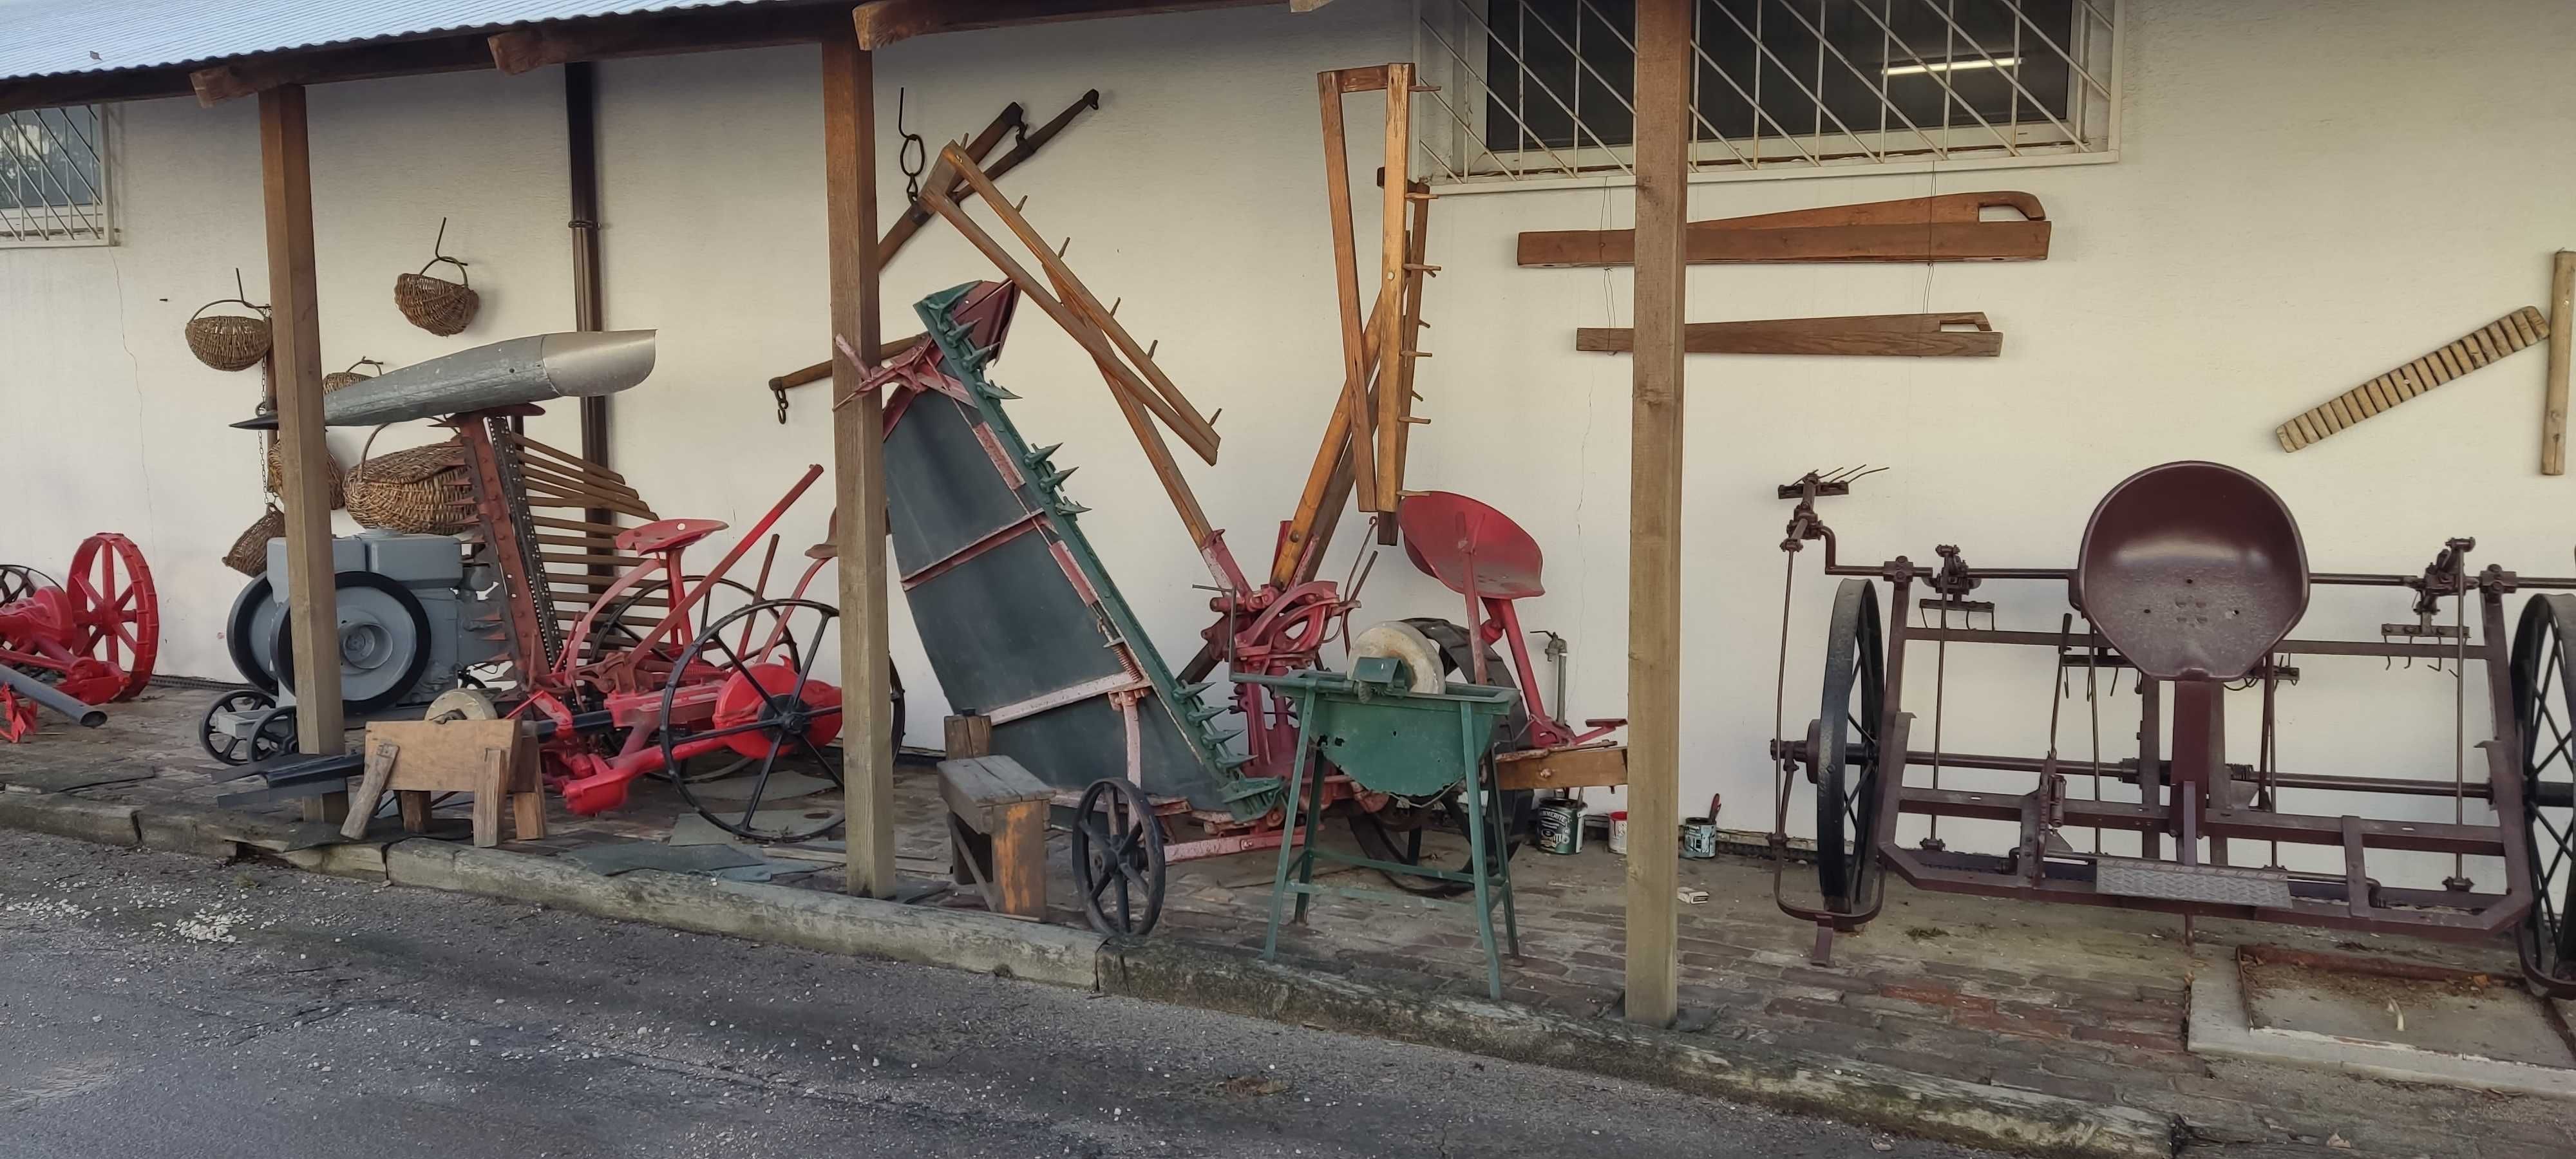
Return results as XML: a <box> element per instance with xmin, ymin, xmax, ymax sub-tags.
<box><xmin>10</xmin><ymin>686</ymin><xmax>2574</xmax><ymax>1158</ymax></box>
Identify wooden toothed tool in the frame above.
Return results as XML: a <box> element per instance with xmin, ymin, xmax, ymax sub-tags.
<box><xmin>2276</xmin><ymin>306</ymin><xmax>2551</xmax><ymax>451</ymax></box>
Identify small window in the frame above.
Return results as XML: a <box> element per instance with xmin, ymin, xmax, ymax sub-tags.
<box><xmin>1416</xmin><ymin>0</ymin><xmax>2119</xmax><ymax>186</ymax></box>
<box><xmin>2</xmin><ymin>105</ymin><xmax>109</xmax><ymax>245</ymax></box>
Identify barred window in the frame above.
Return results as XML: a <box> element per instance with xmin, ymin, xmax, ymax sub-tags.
<box><xmin>1416</xmin><ymin>0</ymin><xmax>2118</xmax><ymax>186</ymax></box>
<box><xmin>2</xmin><ymin>105</ymin><xmax>109</xmax><ymax>245</ymax></box>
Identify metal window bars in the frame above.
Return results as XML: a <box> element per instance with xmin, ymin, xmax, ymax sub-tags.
<box><xmin>1</xmin><ymin>105</ymin><xmax>109</xmax><ymax>245</ymax></box>
<box><xmin>1414</xmin><ymin>0</ymin><xmax>2117</xmax><ymax>187</ymax></box>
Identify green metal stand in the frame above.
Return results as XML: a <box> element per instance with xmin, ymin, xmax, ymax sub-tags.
<box><xmin>1242</xmin><ymin>663</ymin><xmax>1519</xmax><ymax>999</ymax></box>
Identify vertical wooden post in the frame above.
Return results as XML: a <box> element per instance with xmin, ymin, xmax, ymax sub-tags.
<box><xmin>260</xmin><ymin>85</ymin><xmax>347</xmax><ymax>820</ymax></box>
<box><xmin>2543</xmin><ymin>250</ymin><xmax>2572</xmax><ymax>476</ymax></box>
<box><xmin>1624</xmin><ymin>0</ymin><xmax>1689</xmax><ymax>1027</ymax></box>
<box><xmin>824</xmin><ymin>32</ymin><xmax>896</xmax><ymax>899</ymax></box>
<box><xmin>1371</xmin><ymin>62</ymin><xmax>1413</xmax><ymax>511</ymax></box>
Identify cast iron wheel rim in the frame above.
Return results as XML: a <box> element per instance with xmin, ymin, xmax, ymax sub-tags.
<box><xmin>200</xmin><ymin>688</ymin><xmax>278</xmax><ymax>766</ymax></box>
<box><xmin>247</xmin><ymin>704</ymin><xmax>298</xmax><ymax>764</ymax></box>
<box><xmin>1814</xmin><ymin>579</ymin><xmax>1887</xmax><ymax>914</ymax></box>
<box><xmin>1338</xmin><ymin>618</ymin><xmax>1533</xmax><ymax>897</ymax></box>
<box><xmin>2510</xmin><ymin>594</ymin><xmax>2576</xmax><ymax>992</ymax></box>
<box><xmin>272</xmin><ymin>572</ymin><xmax>433</xmax><ymax>716</ymax></box>
<box><xmin>0</xmin><ymin>565</ymin><xmax>50</xmax><ymax>607</ymax></box>
<box><xmin>225</xmin><ymin>576</ymin><xmax>279</xmax><ymax>693</ymax></box>
<box><xmin>660</xmin><ymin>598</ymin><xmax>846</xmax><ymax>844</ymax></box>
<box><xmin>1072</xmin><ymin>777</ymin><xmax>1166</xmax><ymax>935</ymax></box>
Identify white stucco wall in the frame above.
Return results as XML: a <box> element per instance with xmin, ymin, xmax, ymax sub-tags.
<box><xmin>6</xmin><ymin>1</ymin><xmax>2572</xmax><ymax>889</ymax></box>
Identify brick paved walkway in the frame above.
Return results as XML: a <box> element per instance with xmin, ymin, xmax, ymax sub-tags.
<box><xmin>10</xmin><ymin>686</ymin><xmax>2572</xmax><ymax>1158</ymax></box>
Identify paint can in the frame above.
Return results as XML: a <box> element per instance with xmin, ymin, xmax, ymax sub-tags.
<box><xmin>1608</xmin><ymin>810</ymin><xmax>1630</xmax><ymax>855</ymax></box>
<box><xmin>1534</xmin><ymin>802</ymin><xmax>1584</xmax><ymax>855</ymax></box>
<box><xmin>1681</xmin><ymin>793</ymin><xmax>1722</xmax><ymax>859</ymax></box>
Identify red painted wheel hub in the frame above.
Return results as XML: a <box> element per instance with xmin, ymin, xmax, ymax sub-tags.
<box><xmin>710</xmin><ymin>663</ymin><xmax>842</xmax><ymax>759</ymax></box>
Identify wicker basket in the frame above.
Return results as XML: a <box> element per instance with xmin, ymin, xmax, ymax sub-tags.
<box><xmin>185</xmin><ymin>298</ymin><xmax>272</xmax><ymax>372</ymax></box>
<box><xmin>395</xmin><ymin>257</ymin><xmax>478</xmax><ymax>336</ymax></box>
<box><xmin>320</xmin><ymin>357</ymin><xmax>383</xmax><ymax>393</ymax></box>
<box><xmin>224</xmin><ymin>507</ymin><xmax>285</xmax><ymax>576</ymax></box>
<box><xmin>345</xmin><ymin>426</ymin><xmax>473</xmax><ymax>534</ymax></box>
<box><xmin>266</xmin><ymin>440</ymin><xmax>346</xmax><ymax>510</ymax></box>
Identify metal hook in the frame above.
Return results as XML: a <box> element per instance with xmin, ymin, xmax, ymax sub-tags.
<box><xmin>895</xmin><ymin>88</ymin><xmax>927</xmax><ymax>202</ymax></box>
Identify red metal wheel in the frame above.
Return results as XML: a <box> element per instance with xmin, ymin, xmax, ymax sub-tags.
<box><xmin>62</xmin><ymin>534</ymin><xmax>157</xmax><ymax>701</ymax></box>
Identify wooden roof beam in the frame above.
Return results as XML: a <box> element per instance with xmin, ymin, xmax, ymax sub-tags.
<box><xmin>193</xmin><ymin>37</ymin><xmax>493</xmax><ymax>106</ymax></box>
<box><xmin>854</xmin><ymin>0</ymin><xmax>1282</xmax><ymax>50</ymax></box>
<box><xmin>488</xmin><ymin>3</ymin><xmax>846</xmax><ymax>76</ymax></box>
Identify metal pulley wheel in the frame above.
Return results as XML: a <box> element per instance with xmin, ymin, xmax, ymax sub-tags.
<box><xmin>1072</xmin><ymin>777</ymin><xmax>1165</xmax><ymax>935</ymax></box>
<box><xmin>661</xmin><ymin>599</ymin><xmax>847</xmax><ymax>843</ymax></box>
<box><xmin>200</xmin><ymin>688</ymin><xmax>278</xmax><ymax>766</ymax></box>
<box><xmin>272</xmin><ymin>571</ymin><xmax>433</xmax><ymax>715</ymax></box>
<box><xmin>1811</xmin><ymin>579</ymin><xmax>1888</xmax><ymax>916</ymax></box>
<box><xmin>2510</xmin><ymin>593</ymin><xmax>2576</xmax><ymax>997</ymax></box>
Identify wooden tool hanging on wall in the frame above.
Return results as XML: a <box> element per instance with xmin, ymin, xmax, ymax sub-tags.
<box><xmin>2275</xmin><ymin>306</ymin><xmax>2550</xmax><ymax>452</ymax></box>
<box><xmin>1517</xmin><ymin>191</ymin><xmax>2051</xmax><ymax>269</ymax></box>
<box><xmin>1577</xmin><ymin>312</ymin><xmax>2001</xmax><ymax>357</ymax></box>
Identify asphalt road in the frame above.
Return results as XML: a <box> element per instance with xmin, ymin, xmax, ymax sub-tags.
<box><xmin>0</xmin><ymin>831</ymin><xmax>1996</xmax><ymax>1158</ymax></box>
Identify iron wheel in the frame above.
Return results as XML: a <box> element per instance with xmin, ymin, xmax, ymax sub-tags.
<box><xmin>0</xmin><ymin>565</ymin><xmax>51</xmax><ymax>607</ymax></box>
<box><xmin>661</xmin><ymin>599</ymin><xmax>846</xmax><ymax>843</ymax></box>
<box><xmin>200</xmin><ymin>689</ymin><xmax>278</xmax><ymax>766</ymax></box>
<box><xmin>247</xmin><ymin>704</ymin><xmax>299</xmax><ymax>764</ymax></box>
<box><xmin>1813</xmin><ymin>579</ymin><xmax>1887</xmax><ymax>914</ymax></box>
<box><xmin>1072</xmin><ymin>777</ymin><xmax>1166</xmax><ymax>936</ymax></box>
<box><xmin>2510</xmin><ymin>593</ymin><xmax>2576</xmax><ymax>996</ymax></box>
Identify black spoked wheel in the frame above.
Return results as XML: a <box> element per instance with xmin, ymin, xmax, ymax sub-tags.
<box><xmin>1814</xmin><ymin>580</ymin><xmax>1888</xmax><ymax>914</ymax></box>
<box><xmin>247</xmin><ymin>704</ymin><xmax>299</xmax><ymax>764</ymax></box>
<box><xmin>1343</xmin><ymin>617</ymin><xmax>1533</xmax><ymax>897</ymax></box>
<box><xmin>200</xmin><ymin>689</ymin><xmax>278</xmax><ymax>766</ymax></box>
<box><xmin>0</xmin><ymin>565</ymin><xmax>50</xmax><ymax>607</ymax></box>
<box><xmin>661</xmin><ymin>599</ymin><xmax>844</xmax><ymax>843</ymax></box>
<box><xmin>2510</xmin><ymin>594</ymin><xmax>2576</xmax><ymax>995</ymax></box>
<box><xmin>1072</xmin><ymin>777</ymin><xmax>1166</xmax><ymax>936</ymax></box>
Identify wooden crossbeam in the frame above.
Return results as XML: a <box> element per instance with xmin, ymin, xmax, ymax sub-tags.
<box><xmin>2277</xmin><ymin>307</ymin><xmax>2550</xmax><ymax>451</ymax></box>
<box><xmin>1577</xmin><ymin>312</ymin><xmax>2002</xmax><ymax>357</ymax></box>
<box><xmin>1519</xmin><ymin>191</ymin><xmax>2052</xmax><ymax>268</ymax></box>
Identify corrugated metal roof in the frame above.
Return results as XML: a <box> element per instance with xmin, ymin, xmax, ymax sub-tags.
<box><xmin>0</xmin><ymin>0</ymin><xmax>798</xmax><ymax>83</ymax></box>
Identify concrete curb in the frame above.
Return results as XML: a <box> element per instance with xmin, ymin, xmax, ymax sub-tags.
<box><xmin>383</xmin><ymin>840</ymin><xmax>1102</xmax><ymax>989</ymax></box>
<box><xmin>0</xmin><ymin>795</ymin><xmax>2175</xmax><ymax>1157</ymax></box>
<box><xmin>0</xmin><ymin>792</ymin><xmax>140</xmax><ymax>847</ymax></box>
<box><xmin>1099</xmin><ymin>939</ymin><xmax>2177</xmax><ymax>1159</ymax></box>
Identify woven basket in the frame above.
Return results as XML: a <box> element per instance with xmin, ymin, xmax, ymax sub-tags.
<box><xmin>345</xmin><ymin>426</ymin><xmax>473</xmax><ymax>534</ymax></box>
<box><xmin>266</xmin><ymin>440</ymin><xmax>346</xmax><ymax>510</ymax></box>
<box><xmin>395</xmin><ymin>257</ymin><xmax>478</xmax><ymax>336</ymax></box>
<box><xmin>185</xmin><ymin>298</ymin><xmax>272</xmax><ymax>372</ymax></box>
<box><xmin>224</xmin><ymin>507</ymin><xmax>284</xmax><ymax>576</ymax></box>
<box><xmin>320</xmin><ymin>357</ymin><xmax>383</xmax><ymax>393</ymax></box>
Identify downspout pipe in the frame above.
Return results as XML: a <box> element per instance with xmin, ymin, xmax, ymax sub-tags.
<box><xmin>566</xmin><ymin>61</ymin><xmax>611</xmax><ymax>531</ymax></box>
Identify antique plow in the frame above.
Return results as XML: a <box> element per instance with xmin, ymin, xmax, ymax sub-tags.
<box><xmin>1766</xmin><ymin>463</ymin><xmax>2576</xmax><ymax>996</ymax></box>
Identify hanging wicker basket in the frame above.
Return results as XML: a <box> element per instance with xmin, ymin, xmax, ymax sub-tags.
<box><xmin>345</xmin><ymin>426</ymin><xmax>475</xmax><ymax>534</ymax></box>
<box><xmin>224</xmin><ymin>506</ymin><xmax>285</xmax><ymax>576</ymax></box>
<box><xmin>185</xmin><ymin>297</ymin><xmax>272</xmax><ymax>372</ymax></box>
<box><xmin>266</xmin><ymin>440</ymin><xmax>346</xmax><ymax>510</ymax></box>
<box><xmin>321</xmin><ymin>357</ymin><xmax>384</xmax><ymax>393</ymax></box>
<box><xmin>395</xmin><ymin>257</ymin><xmax>478</xmax><ymax>336</ymax></box>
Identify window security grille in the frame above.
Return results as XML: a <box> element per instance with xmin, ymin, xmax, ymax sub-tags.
<box><xmin>1414</xmin><ymin>0</ymin><xmax>2117</xmax><ymax>187</ymax></box>
<box><xmin>2</xmin><ymin>105</ymin><xmax>109</xmax><ymax>245</ymax></box>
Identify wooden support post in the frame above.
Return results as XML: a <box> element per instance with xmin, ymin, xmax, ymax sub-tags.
<box><xmin>1624</xmin><ymin>0</ymin><xmax>1689</xmax><ymax>1028</ymax></box>
<box><xmin>824</xmin><ymin>33</ymin><xmax>896</xmax><ymax>900</ymax></box>
<box><xmin>260</xmin><ymin>84</ymin><xmax>346</xmax><ymax>824</ymax></box>
<box><xmin>1371</xmin><ymin>62</ymin><xmax>1412</xmax><ymax>515</ymax></box>
<box><xmin>2545</xmin><ymin>250</ymin><xmax>2573</xmax><ymax>476</ymax></box>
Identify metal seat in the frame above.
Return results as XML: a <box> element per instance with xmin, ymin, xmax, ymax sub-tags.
<box><xmin>2075</xmin><ymin>462</ymin><xmax>2308</xmax><ymax>682</ymax></box>
<box><xmin>1399</xmin><ymin>491</ymin><xmax>1545</xmax><ymax>600</ymax></box>
<box><xmin>616</xmin><ymin>518</ymin><xmax>728</xmax><ymax>556</ymax></box>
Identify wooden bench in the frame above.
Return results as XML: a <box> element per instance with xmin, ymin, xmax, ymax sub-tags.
<box><xmin>939</xmin><ymin>753</ymin><xmax>1053</xmax><ymax>920</ymax></box>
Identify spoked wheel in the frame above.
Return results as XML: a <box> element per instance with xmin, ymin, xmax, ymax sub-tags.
<box><xmin>2510</xmin><ymin>594</ymin><xmax>2576</xmax><ymax>996</ymax></box>
<box><xmin>597</xmin><ymin>575</ymin><xmax>764</xmax><ymax>656</ymax></box>
<box><xmin>1812</xmin><ymin>580</ymin><xmax>1887</xmax><ymax>915</ymax></box>
<box><xmin>63</xmin><ymin>534</ymin><xmax>159</xmax><ymax>701</ymax></box>
<box><xmin>660</xmin><ymin>599</ymin><xmax>845</xmax><ymax>843</ymax></box>
<box><xmin>1343</xmin><ymin>617</ymin><xmax>1533</xmax><ymax>897</ymax></box>
<box><xmin>1072</xmin><ymin>777</ymin><xmax>1166</xmax><ymax>935</ymax></box>
<box><xmin>247</xmin><ymin>704</ymin><xmax>299</xmax><ymax>763</ymax></box>
<box><xmin>200</xmin><ymin>689</ymin><xmax>279</xmax><ymax>766</ymax></box>
<box><xmin>0</xmin><ymin>565</ymin><xmax>52</xmax><ymax>607</ymax></box>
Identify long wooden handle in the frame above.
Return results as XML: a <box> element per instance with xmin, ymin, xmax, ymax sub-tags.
<box><xmin>2546</xmin><ymin>252</ymin><xmax>2574</xmax><ymax>475</ymax></box>
<box><xmin>2277</xmin><ymin>306</ymin><xmax>2550</xmax><ymax>451</ymax></box>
